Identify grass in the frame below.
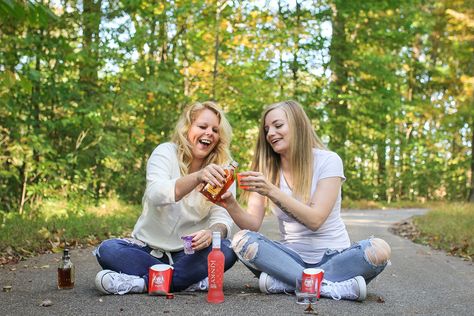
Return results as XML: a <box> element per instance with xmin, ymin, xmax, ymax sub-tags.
<box><xmin>0</xmin><ymin>198</ymin><xmax>141</xmax><ymax>264</ymax></box>
<box><xmin>1</xmin><ymin>197</ymin><xmax>473</xmax><ymax>264</ymax></box>
<box><xmin>412</xmin><ymin>203</ymin><xmax>474</xmax><ymax>260</ymax></box>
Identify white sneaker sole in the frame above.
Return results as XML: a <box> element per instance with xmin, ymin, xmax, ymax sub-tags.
<box><xmin>354</xmin><ymin>276</ymin><xmax>367</xmax><ymax>301</ymax></box>
<box><xmin>258</xmin><ymin>272</ymin><xmax>270</xmax><ymax>294</ymax></box>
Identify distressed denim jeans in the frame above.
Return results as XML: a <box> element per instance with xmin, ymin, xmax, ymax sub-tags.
<box><xmin>232</xmin><ymin>230</ymin><xmax>388</xmax><ymax>288</ymax></box>
<box><xmin>94</xmin><ymin>237</ymin><xmax>237</xmax><ymax>291</ymax></box>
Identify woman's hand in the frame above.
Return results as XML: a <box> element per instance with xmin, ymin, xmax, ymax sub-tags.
<box><xmin>189</xmin><ymin>229</ymin><xmax>212</xmax><ymax>251</ymax></box>
<box><xmin>197</xmin><ymin>164</ymin><xmax>226</xmax><ymax>188</ymax></box>
<box><xmin>215</xmin><ymin>190</ymin><xmax>237</xmax><ymax>209</ymax></box>
<box><xmin>238</xmin><ymin>171</ymin><xmax>276</xmax><ymax>197</ymax></box>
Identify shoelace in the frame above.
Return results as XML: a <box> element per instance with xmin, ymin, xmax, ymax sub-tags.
<box><xmin>185</xmin><ymin>277</ymin><xmax>208</xmax><ymax>291</ymax></box>
<box><xmin>269</xmin><ymin>278</ymin><xmax>287</xmax><ymax>292</ymax></box>
<box><xmin>197</xmin><ymin>278</ymin><xmax>208</xmax><ymax>290</ymax></box>
<box><xmin>108</xmin><ymin>273</ymin><xmax>134</xmax><ymax>295</ymax></box>
<box><xmin>267</xmin><ymin>276</ymin><xmax>294</xmax><ymax>294</ymax></box>
<box><xmin>322</xmin><ymin>279</ymin><xmax>357</xmax><ymax>300</ymax></box>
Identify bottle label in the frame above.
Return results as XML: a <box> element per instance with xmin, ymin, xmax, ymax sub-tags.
<box><xmin>203</xmin><ymin>183</ymin><xmax>221</xmax><ymax>197</ymax></box>
<box><xmin>209</xmin><ymin>259</ymin><xmax>217</xmax><ymax>288</ymax></box>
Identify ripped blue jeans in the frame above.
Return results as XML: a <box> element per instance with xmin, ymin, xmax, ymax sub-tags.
<box><xmin>232</xmin><ymin>231</ymin><xmax>388</xmax><ymax>287</ymax></box>
<box><xmin>94</xmin><ymin>237</ymin><xmax>237</xmax><ymax>292</ymax></box>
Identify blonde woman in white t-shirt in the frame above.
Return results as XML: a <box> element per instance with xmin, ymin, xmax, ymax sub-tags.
<box><xmin>218</xmin><ymin>100</ymin><xmax>391</xmax><ymax>301</ymax></box>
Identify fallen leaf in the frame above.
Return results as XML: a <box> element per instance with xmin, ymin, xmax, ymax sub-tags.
<box><xmin>40</xmin><ymin>265</ymin><xmax>50</xmax><ymax>269</ymax></box>
<box><xmin>304</xmin><ymin>302</ymin><xmax>318</xmax><ymax>315</ymax></box>
<box><xmin>5</xmin><ymin>246</ymin><xmax>14</xmax><ymax>256</ymax></box>
<box><xmin>19</xmin><ymin>247</ymin><xmax>33</xmax><ymax>255</ymax></box>
<box><xmin>51</xmin><ymin>246</ymin><xmax>63</xmax><ymax>254</ymax></box>
<box><xmin>40</xmin><ymin>299</ymin><xmax>53</xmax><ymax>307</ymax></box>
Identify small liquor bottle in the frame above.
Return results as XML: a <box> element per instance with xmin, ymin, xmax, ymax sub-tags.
<box><xmin>57</xmin><ymin>248</ymin><xmax>75</xmax><ymax>289</ymax></box>
<box><xmin>200</xmin><ymin>160</ymin><xmax>238</xmax><ymax>202</ymax></box>
<box><xmin>207</xmin><ymin>231</ymin><xmax>225</xmax><ymax>304</ymax></box>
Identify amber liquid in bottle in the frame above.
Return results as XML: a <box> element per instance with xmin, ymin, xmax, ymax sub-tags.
<box><xmin>58</xmin><ymin>249</ymin><xmax>75</xmax><ymax>289</ymax></box>
<box><xmin>201</xmin><ymin>161</ymin><xmax>238</xmax><ymax>203</ymax></box>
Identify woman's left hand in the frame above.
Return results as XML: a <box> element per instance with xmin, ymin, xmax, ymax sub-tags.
<box><xmin>190</xmin><ymin>229</ymin><xmax>212</xmax><ymax>251</ymax></box>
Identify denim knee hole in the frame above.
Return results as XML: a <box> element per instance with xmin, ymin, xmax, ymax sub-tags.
<box><xmin>364</xmin><ymin>238</ymin><xmax>391</xmax><ymax>266</ymax></box>
<box><xmin>231</xmin><ymin>230</ymin><xmax>251</xmax><ymax>253</ymax></box>
<box><xmin>242</xmin><ymin>242</ymin><xmax>259</xmax><ymax>261</ymax></box>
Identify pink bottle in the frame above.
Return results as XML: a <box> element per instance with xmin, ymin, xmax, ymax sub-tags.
<box><xmin>207</xmin><ymin>231</ymin><xmax>225</xmax><ymax>304</ymax></box>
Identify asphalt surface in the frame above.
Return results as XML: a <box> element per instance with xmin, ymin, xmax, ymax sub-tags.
<box><xmin>1</xmin><ymin>208</ymin><xmax>473</xmax><ymax>315</ymax></box>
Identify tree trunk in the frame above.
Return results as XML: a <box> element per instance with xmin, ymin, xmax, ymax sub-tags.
<box><xmin>377</xmin><ymin>134</ymin><xmax>387</xmax><ymax>201</ymax></box>
<box><xmin>18</xmin><ymin>163</ymin><xmax>28</xmax><ymax>215</ymax></box>
<box><xmin>291</xmin><ymin>1</ymin><xmax>301</xmax><ymax>97</ymax></box>
<box><xmin>80</xmin><ymin>0</ymin><xmax>101</xmax><ymax>88</ymax></box>
<box><xmin>278</xmin><ymin>0</ymin><xmax>284</xmax><ymax>98</ymax></box>
<box><xmin>328</xmin><ymin>1</ymin><xmax>349</xmax><ymax>162</ymax></box>
<box><xmin>469</xmin><ymin>120</ymin><xmax>474</xmax><ymax>202</ymax></box>
<box><xmin>211</xmin><ymin>1</ymin><xmax>221</xmax><ymax>101</ymax></box>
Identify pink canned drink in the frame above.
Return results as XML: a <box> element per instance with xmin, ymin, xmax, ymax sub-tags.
<box><xmin>301</xmin><ymin>268</ymin><xmax>324</xmax><ymax>297</ymax></box>
<box><xmin>148</xmin><ymin>264</ymin><xmax>174</xmax><ymax>295</ymax></box>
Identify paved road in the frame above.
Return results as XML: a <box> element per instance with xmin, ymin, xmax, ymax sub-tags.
<box><xmin>1</xmin><ymin>209</ymin><xmax>473</xmax><ymax>315</ymax></box>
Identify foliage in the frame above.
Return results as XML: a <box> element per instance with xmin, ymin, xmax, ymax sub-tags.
<box><xmin>0</xmin><ymin>0</ymin><xmax>473</xmax><ymax>218</ymax></box>
<box><xmin>412</xmin><ymin>203</ymin><xmax>474</xmax><ymax>260</ymax></box>
<box><xmin>0</xmin><ymin>198</ymin><xmax>141</xmax><ymax>264</ymax></box>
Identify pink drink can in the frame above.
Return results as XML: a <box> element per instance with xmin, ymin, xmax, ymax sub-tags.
<box><xmin>148</xmin><ymin>264</ymin><xmax>174</xmax><ymax>295</ymax></box>
<box><xmin>301</xmin><ymin>268</ymin><xmax>324</xmax><ymax>297</ymax></box>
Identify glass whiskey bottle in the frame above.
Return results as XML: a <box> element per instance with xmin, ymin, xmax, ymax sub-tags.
<box><xmin>57</xmin><ymin>248</ymin><xmax>75</xmax><ymax>289</ymax></box>
<box><xmin>200</xmin><ymin>160</ymin><xmax>238</xmax><ymax>202</ymax></box>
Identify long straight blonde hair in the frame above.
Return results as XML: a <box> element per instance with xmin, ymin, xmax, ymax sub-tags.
<box><xmin>250</xmin><ymin>100</ymin><xmax>326</xmax><ymax>203</ymax></box>
<box><xmin>171</xmin><ymin>101</ymin><xmax>232</xmax><ymax>175</ymax></box>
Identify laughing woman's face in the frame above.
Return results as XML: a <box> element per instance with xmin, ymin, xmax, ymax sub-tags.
<box><xmin>187</xmin><ymin>108</ymin><xmax>220</xmax><ymax>162</ymax></box>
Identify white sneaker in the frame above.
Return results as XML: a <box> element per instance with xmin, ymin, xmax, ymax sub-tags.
<box><xmin>184</xmin><ymin>277</ymin><xmax>208</xmax><ymax>292</ymax></box>
<box><xmin>258</xmin><ymin>272</ymin><xmax>293</xmax><ymax>294</ymax></box>
<box><xmin>95</xmin><ymin>270</ymin><xmax>145</xmax><ymax>295</ymax></box>
<box><xmin>320</xmin><ymin>276</ymin><xmax>367</xmax><ymax>301</ymax></box>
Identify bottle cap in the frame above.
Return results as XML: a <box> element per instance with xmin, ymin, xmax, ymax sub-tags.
<box><xmin>212</xmin><ymin>231</ymin><xmax>221</xmax><ymax>248</ymax></box>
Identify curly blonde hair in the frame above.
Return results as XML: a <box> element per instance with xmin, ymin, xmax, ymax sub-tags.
<box><xmin>171</xmin><ymin>101</ymin><xmax>233</xmax><ymax>175</ymax></box>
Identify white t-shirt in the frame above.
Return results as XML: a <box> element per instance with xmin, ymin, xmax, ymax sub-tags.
<box><xmin>272</xmin><ymin>149</ymin><xmax>350</xmax><ymax>264</ymax></box>
<box><xmin>132</xmin><ymin>142</ymin><xmax>234</xmax><ymax>252</ymax></box>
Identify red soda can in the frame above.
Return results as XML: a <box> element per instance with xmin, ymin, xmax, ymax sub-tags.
<box><xmin>148</xmin><ymin>264</ymin><xmax>174</xmax><ymax>295</ymax></box>
<box><xmin>301</xmin><ymin>268</ymin><xmax>324</xmax><ymax>297</ymax></box>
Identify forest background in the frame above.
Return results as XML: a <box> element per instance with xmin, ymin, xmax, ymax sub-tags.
<box><xmin>0</xmin><ymin>0</ymin><xmax>473</xmax><ymax>258</ymax></box>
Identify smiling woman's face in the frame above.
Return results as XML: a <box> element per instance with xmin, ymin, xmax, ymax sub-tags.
<box><xmin>187</xmin><ymin>108</ymin><xmax>220</xmax><ymax>162</ymax></box>
<box><xmin>264</xmin><ymin>108</ymin><xmax>290</xmax><ymax>155</ymax></box>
